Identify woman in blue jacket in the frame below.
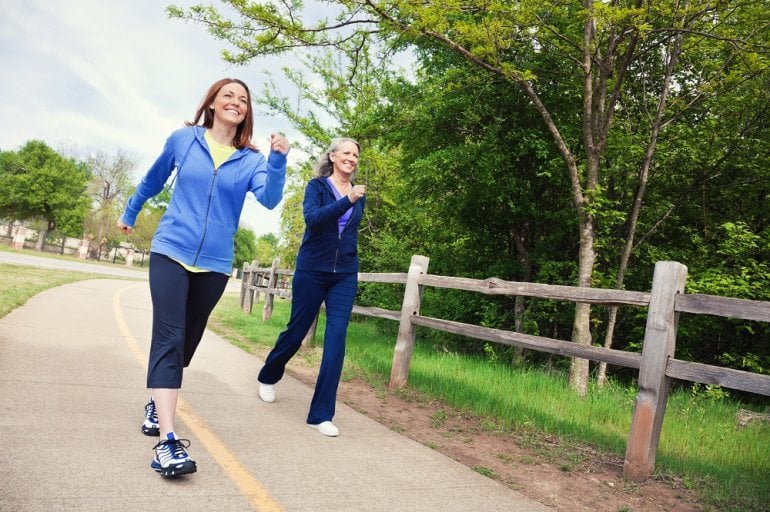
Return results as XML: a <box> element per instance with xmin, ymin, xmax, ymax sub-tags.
<box><xmin>257</xmin><ymin>138</ymin><xmax>365</xmax><ymax>437</ymax></box>
<box><xmin>118</xmin><ymin>78</ymin><xmax>289</xmax><ymax>477</ymax></box>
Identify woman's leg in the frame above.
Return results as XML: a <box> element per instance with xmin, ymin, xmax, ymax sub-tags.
<box><xmin>258</xmin><ymin>270</ymin><xmax>327</xmax><ymax>384</ymax></box>
<box><xmin>147</xmin><ymin>253</ymin><xmax>190</xmax><ymax>436</ymax></box>
<box><xmin>307</xmin><ymin>272</ymin><xmax>357</xmax><ymax>425</ymax></box>
<box><xmin>183</xmin><ymin>270</ymin><xmax>229</xmax><ymax>367</ymax></box>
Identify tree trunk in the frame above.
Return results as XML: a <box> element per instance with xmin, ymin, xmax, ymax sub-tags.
<box><xmin>511</xmin><ymin>226</ymin><xmax>532</xmax><ymax>360</ymax></box>
<box><xmin>597</xmin><ymin>26</ymin><xmax>685</xmax><ymax>386</ymax></box>
<box><xmin>568</xmin><ymin>213</ymin><xmax>596</xmax><ymax>396</ymax></box>
<box><xmin>35</xmin><ymin>219</ymin><xmax>48</xmax><ymax>251</ymax></box>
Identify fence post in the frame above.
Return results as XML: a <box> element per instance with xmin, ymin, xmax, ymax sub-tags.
<box><xmin>262</xmin><ymin>257</ymin><xmax>280</xmax><ymax>322</ymax></box>
<box><xmin>623</xmin><ymin>260</ymin><xmax>687</xmax><ymax>482</ymax></box>
<box><xmin>302</xmin><ymin>311</ymin><xmax>320</xmax><ymax>348</ymax></box>
<box><xmin>239</xmin><ymin>261</ymin><xmax>251</xmax><ymax>311</ymax></box>
<box><xmin>389</xmin><ymin>254</ymin><xmax>430</xmax><ymax>389</ymax></box>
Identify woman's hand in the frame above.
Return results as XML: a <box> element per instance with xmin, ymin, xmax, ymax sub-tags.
<box><xmin>348</xmin><ymin>184</ymin><xmax>366</xmax><ymax>203</ymax></box>
<box><xmin>117</xmin><ymin>219</ymin><xmax>133</xmax><ymax>234</ymax></box>
<box><xmin>270</xmin><ymin>133</ymin><xmax>290</xmax><ymax>155</ymax></box>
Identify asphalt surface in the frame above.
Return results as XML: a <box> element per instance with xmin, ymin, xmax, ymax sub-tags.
<box><xmin>0</xmin><ymin>256</ymin><xmax>553</xmax><ymax>511</ymax></box>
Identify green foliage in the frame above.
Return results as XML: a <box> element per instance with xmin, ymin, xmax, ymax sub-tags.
<box><xmin>254</xmin><ymin>232</ymin><xmax>279</xmax><ymax>266</ymax></box>
<box><xmin>171</xmin><ymin>0</ymin><xmax>770</xmax><ymax>385</ymax></box>
<box><xmin>233</xmin><ymin>226</ymin><xmax>258</xmax><ymax>269</ymax></box>
<box><xmin>0</xmin><ymin>140</ymin><xmax>90</xmax><ymax>237</ymax></box>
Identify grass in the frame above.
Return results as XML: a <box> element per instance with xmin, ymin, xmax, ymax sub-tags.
<box><xmin>210</xmin><ymin>295</ymin><xmax>770</xmax><ymax>512</ymax></box>
<box><xmin>0</xmin><ymin>262</ymin><xmax>109</xmax><ymax>317</ymax></box>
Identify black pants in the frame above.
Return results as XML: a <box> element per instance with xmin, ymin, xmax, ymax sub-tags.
<box><xmin>146</xmin><ymin>252</ymin><xmax>229</xmax><ymax>388</ymax></box>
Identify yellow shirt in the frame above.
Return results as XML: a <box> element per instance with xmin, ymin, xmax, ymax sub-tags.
<box><xmin>205</xmin><ymin>130</ymin><xmax>236</xmax><ymax>169</ymax></box>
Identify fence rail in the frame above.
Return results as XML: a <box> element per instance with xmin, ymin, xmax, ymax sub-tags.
<box><xmin>240</xmin><ymin>256</ymin><xmax>770</xmax><ymax>483</ymax></box>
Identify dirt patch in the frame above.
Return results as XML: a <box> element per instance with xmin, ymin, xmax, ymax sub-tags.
<box><xmin>281</xmin><ymin>348</ymin><xmax>704</xmax><ymax>512</ymax></box>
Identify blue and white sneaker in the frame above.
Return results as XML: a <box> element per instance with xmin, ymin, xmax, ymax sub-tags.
<box><xmin>151</xmin><ymin>432</ymin><xmax>197</xmax><ymax>477</ymax></box>
<box><xmin>141</xmin><ymin>398</ymin><xmax>160</xmax><ymax>437</ymax></box>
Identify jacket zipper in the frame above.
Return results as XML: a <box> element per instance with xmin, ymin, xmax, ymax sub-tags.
<box><xmin>193</xmin><ymin>167</ymin><xmax>218</xmax><ymax>265</ymax></box>
<box><xmin>333</xmin><ymin>208</ymin><xmax>354</xmax><ymax>273</ymax></box>
<box><xmin>333</xmin><ymin>234</ymin><xmax>341</xmax><ymax>273</ymax></box>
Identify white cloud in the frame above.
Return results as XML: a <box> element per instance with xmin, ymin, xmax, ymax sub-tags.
<box><xmin>0</xmin><ymin>0</ymin><xmax>304</xmax><ymax>236</ymax></box>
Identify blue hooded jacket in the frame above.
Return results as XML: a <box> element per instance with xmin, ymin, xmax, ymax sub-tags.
<box><xmin>295</xmin><ymin>177</ymin><xmax>365</xmax><ymax>274</ymax></box>
<box><xmin>120</xmin><ymin>125</ymin><xmax>286</xmax><ymax>274</ymax></box>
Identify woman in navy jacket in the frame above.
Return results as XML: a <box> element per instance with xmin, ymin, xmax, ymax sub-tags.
<box><xmin>118</xmin><ymin>78</ymin><xmax>289</xmax><ymax>476</ymax></box>
<box><xmin>258</xmin><ymin>138</ymin><xmax>365</xmax><ymax>437</ymax></box>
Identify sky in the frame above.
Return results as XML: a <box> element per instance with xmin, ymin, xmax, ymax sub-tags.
<box><xmin>0</xmin><ymin>0</ymin><xmax>304</xmax><ymax>237</ymax></box>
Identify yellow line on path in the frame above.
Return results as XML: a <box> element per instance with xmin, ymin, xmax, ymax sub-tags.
<box><xmin>113</xmin><ymin>285</ymin><xmax>283</xmax><ymax>512</ymax></box>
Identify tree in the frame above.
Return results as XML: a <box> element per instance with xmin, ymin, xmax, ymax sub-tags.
<box><xmin>0</xmin><ymin>140</ymin><xmax>90</xmax><ymax>249</ymax></box>
<box><xmin>83</xmin><ymin>149</ymin><xmax>137</xmax><ymax>258</ymax></box>
<box><xmin>171</xmin><ymin>0</ymin><xmax>770</xmax><ymax>395</ymax></box>
<box><xmin>255</xmin><ymin>233</ymin><xmax>280</xmax><ymax>266</ymax></box>
<box><xmin>233</xmin><ymin>226</ymin><xmax>258</xmax><ymax>270</ymax></box>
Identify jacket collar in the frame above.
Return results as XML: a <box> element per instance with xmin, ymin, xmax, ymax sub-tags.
<box><xmin>192</xmin><ymin>125</ymin><xmax>250</xmax><ymax>161</ymax></box>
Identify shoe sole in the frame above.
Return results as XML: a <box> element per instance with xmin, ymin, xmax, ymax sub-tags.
<box><xmin>308</xmin><ymin>423</ymin><xmax>339</xmax><ymax>437</ymax></box>
<box><xmin>152</xmin><ymin>460</ymin><xmax>197</xmax><ymax>477</ymax></box>
<box><xmin>142</xmin><ymin>425</ymin><xmax>160</xmax><ymax>436</ymax></box>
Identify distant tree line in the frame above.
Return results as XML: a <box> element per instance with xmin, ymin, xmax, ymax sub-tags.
<box><xmin>0</xmin><ymin>140</ymin><xmax>276</xmax><ymax>267</ymax></box>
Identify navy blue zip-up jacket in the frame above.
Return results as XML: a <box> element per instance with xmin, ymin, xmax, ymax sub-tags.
<box><xmin>295</xmin><ymin>177</ymin><xmax>365</xmax><ymax>274</ymax></box>
<box><xmin>120</xmin><ymin>125</ymin><xmax>286</xmax><ymax>274</ymax></box>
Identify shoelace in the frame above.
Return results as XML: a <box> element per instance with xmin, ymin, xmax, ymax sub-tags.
<box><xmin>153</xmin><ymin>438</ymin><xmax>192</xmax><ymax>460</ymax></box>
<box><xmin>145</xmin><ymin>402</ymin><xmax>158</xmax><ymax>422</ymax></box>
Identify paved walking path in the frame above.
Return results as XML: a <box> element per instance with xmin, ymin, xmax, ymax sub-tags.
<box><xmin>0</xmin><ymin>277</ymin><xmax>553</xmax><ymax>512</ymax></box>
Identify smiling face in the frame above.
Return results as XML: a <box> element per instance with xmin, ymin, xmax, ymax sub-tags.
<box><xmin>210</xmin><ymin>82</ymin><xmax>249</xmax><ymax>129</ymax></box>
<box><xmin>330</xmin><ymin>140</ymin><xmax>359</xmax><ymax>178</ymax></box>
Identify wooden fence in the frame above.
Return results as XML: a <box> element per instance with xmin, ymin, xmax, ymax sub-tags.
<box><xmin>240</xmin><ymin>255</ymin><xmax>770</xmax><ymax>482</ymax></box>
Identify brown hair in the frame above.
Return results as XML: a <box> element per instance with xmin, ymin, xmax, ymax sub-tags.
<box><xmin>186</xmin><ymin>78</ymin><xmax>256</xmax><ymax>150</ymax></box>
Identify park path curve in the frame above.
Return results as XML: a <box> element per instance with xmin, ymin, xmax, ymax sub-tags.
<box><xmin>0</xmin><ymin>277</ymin><xmax>553</xmax><ymax>512</ymax></box>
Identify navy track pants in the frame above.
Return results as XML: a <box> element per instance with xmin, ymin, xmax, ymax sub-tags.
<box><xmin>258</xmin><ymin>269</ymin><xmax>357</xmax><ymax>424</ymax></box>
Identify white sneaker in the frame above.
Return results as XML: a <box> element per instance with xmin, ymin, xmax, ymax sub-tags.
<box><xmin>308</xmin><ymin>421</ymin><xmax>339</xmax><ymax>437</ymax></box>
<box><xmin>258</xmin><ymin>383</ymin><xmax>275</xmax><ymax>403</ymax></box>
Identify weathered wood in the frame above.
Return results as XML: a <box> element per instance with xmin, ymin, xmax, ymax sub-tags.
<box><xmin>239</xmin><ymin>261</ymin><xmax>250</xmax><ymax>311</ymax></box>
<box><xmin>358</xmin><ymin>272</ymin><xmax>408</xmax><ymax>284</ymax></box>
<box><xmin>390</xmin><ymin>255</ymin><xmax>430</xmax><ymax>389</ymax></box>
<box><xmin>666</xmin><ymin>359</ymin><xmax>770</xmax><ymax>396</ymax></box>
<box><xmin>302</xmin><ymin>311</ymin><xmax>319</xmax><ymax>347</ymax></box>
<box><xmin>624</xmin><ymin>261</ymin><xmax>688</xmax><ymax>482</ymax></box>
<box><xmin>352</xmin><ymin>305</ymin><xmax>401</xmax><ymax>322</ymax></box>
<box><xmin>419</xmin><ymin>274</ymin><xmax>650</xmax><ymax>306</ymax></box>
<box><xmin>241</xmin><ymin>260</ymin><xmax>258</xmax><ymax>313</ymax></box>
<box><xmin>262</xmin><ymin>258</ymin><xmax>279</xmax><ymax>322</ymax></box>
<box><xmin>273</xmin><ymin>289</ymin><xmax>292</xmax><ymax>300</ymax></box>
<box><xmin>411</xmin><ymin>316</ymin><xmax>641</xmax><ymax>368</ymax></box>
<box><xmin>676</xmin><ymin>293</ymin><xmax>770</xmax><ymax>322</ymax></box>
